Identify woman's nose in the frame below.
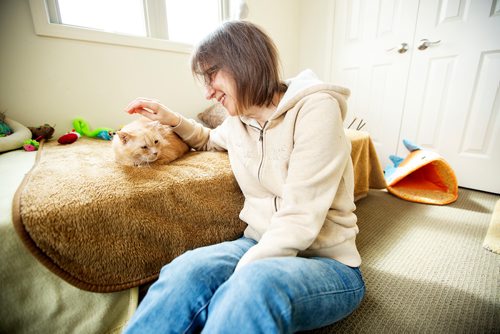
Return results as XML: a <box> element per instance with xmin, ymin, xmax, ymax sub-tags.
<box><xmin>204</xmin><ymin>85</ymin><xmax>215</xmax><ymax>100</ymax></box>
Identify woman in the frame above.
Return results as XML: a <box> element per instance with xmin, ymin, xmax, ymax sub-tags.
<box><xmin>123</xmin><ymin>21</ymin><xmax>364</xmax><ymax>333</ymax></box>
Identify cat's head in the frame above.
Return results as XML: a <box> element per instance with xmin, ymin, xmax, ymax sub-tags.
<box><xmin>113</xmin><ymin>121</ymin><xmax>164</xmax><ymax>166</ymax></box>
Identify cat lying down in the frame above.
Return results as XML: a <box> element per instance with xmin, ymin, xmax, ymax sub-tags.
<box><xmin>112</xmin><ymin>118</ymin><xmax>189</xmax><ymax>166</ymax></box>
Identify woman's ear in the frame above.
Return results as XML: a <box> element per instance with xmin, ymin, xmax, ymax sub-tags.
<box><xmin>146</xmin><ymin>121</ymin><xmax>162</xmax><ymax>129</ymax></box>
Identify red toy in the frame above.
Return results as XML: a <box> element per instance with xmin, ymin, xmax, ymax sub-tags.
<box><xmin>58</xmin><ymin>130</ymin><xmax>80</xmax><ymax>144</ymax></box>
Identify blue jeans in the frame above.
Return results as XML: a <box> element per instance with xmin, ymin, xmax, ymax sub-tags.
<box><xmin>123</xmin><ymin>237</ymin><xmax>365</xmax><ymax>334</ymax></box>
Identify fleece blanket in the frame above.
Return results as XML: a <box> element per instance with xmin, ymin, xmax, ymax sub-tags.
<box><xmin>347</xmin><ymin>129</ymin><xmax>387</xmax><ymax>200</ymax></box>
<box><xmin>13</xmin><ymin>130</ymin><xmax>385</xmax><ymax>292</ymax></box>
<box><xmin>13</xmin><ymin>138</ymin><xmax>246</xmax><ymax>292</ymax></box>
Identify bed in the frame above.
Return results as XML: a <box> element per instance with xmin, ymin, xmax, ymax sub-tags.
<box><xmin>0</xmin><ymin>129</ymin><xmax>385</xmax><ymax>333</ymax></box>
<box><xmin>0</xmin><ymin>149</ymin><xmax>137</xmax><ymax>334</ymax></box>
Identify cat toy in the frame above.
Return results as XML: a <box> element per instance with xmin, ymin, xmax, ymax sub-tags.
<box><xmin>384</xmin><ymin>139</ymin><xmax>458</xmax><ymax>205</ymax></box>
<box><xmin>58</xmin><ymin>129</ymin><xmax>81</xmax><ymax>144</ymax></box>
<box><xmin>72</xmin><ymin>118</ymin><xmax>114</xmax><ymax>140</ymax></box>
<box><xmin>22</xmin><ymin>124</ymin><xmax>56</xmax><ymax>151</ymax></box>
<box><xmin>23</xmin><ymin>139</ymin><xmax>40</xmax><ymax>151</ymax></box>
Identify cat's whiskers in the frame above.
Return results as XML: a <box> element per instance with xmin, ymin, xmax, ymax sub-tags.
<box><xmin>112</xmin><ymin>118</ymin><xmax>189</xmax><ymax>167</ymax></box>
<box><xmin>137</xmin><ymin>156</ymin><xmax>156</xmax><ymax>168</ymax></box>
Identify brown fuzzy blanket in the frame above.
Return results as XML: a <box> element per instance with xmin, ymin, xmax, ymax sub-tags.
<box><xmin>12</xmin><ymin>131</ymin><xmax>385</xmax><ymax>292</ymax></box>
<box><xmin>13</xmin><ymin>138</ymin><xmax>245</xmax><ymax>292</ymax></box>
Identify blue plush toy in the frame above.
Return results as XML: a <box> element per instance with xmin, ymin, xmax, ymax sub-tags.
<box><xmin>384</xmin><ymin>139</ymin><xmax>421</xmax><ymax>179</ymax></box>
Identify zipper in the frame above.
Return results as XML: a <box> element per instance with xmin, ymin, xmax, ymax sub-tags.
<box><xmin>257</xmin><ymin>121</ymin><xmax>268</xmax><ymax>182</ymax></box>
<box><xmin>247</xmin><ymin>121</ymin><xmax>268</xmax><ymax>182</ymax></box>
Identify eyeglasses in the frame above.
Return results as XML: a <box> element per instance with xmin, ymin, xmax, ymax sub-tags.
<box><xmin>203</xmin><ymin>64</ymin><xmax>219</xmax><ymax>87</ymax></box>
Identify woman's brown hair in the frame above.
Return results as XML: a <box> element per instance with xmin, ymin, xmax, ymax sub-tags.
<box><xmin>191</xmin><ymin>21</ymin><xmax>287</xmax><ymax>114</ymax></box>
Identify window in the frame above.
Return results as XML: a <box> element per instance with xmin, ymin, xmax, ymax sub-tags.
<box><xmin>29</xmin><ymin>0</ymin><xmax>246</xmax><ymax>53</ymax></box>
<box><xmin>55</xmin><ymin>0</ymin><xmax>148</xmax><ymax>37</ymax></box>
<box><xmin>165</xmin><ymin>0</ymin><xmax>221</xmax><ymax>45</ymax></box>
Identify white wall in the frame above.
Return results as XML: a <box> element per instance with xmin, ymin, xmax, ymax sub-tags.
<box><xmin>297</xmin><ymin>0</ymin><xmax>334</xmax><ymax>82</ymax></box>
<box><xmin>0</xmin><ymin>0</ymin><xmax>301</xmax><ymax>137</ymax></box>
<box><xmin>246</xmin><ymin>0</ymin><xmax>300</xmax><ymax>79</ymax></box>
<box><xmin>247</xmin><ymin>0</ymin><xmax>335</xmax><ymax>83</ymax></box>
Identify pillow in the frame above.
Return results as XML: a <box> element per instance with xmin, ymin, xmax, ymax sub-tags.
<box><xmin>0</xmin><ymin>118</ymin><xmax>32</xmax><ymax>153</ymax></box>
<box><xmin>197</xmin><ymin>103</ymin><xmax>229</xmax><ymax>129</ymax></box>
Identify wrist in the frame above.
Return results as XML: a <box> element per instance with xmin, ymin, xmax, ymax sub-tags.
<box><xmin>171</xmin><ymin>112</ymin><xmax>182</xmax><ymax>127</ymax></box>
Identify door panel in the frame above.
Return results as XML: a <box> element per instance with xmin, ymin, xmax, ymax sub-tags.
<box><xmin>331</xmin><ymin>0</ymin><xmax>500</xmax><ymax>193</ymax></box>
<box><xmin>331</xmin><ymin>0</ymin><xmax>420</xmax><ymax>168</ymax></box>
<box><xmin>399</xmin><ymin>0</ymin><xmax>500</xmax><ymax>193</ymax></box>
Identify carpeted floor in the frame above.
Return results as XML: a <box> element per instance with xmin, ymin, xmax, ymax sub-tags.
<box><xmin>308</xmin><ymin>188</ymin><xmax>500</xmax><ymax>334</ymax></box>
<box><xmin>483</xmin><ymin>198</ymin><xmax>500</xmax><ymax>255</ymax></box>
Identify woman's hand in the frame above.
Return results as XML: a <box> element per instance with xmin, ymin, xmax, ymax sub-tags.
<box><xmin>124</xmin><ymin>98</ymin><xmax>181</xmax><ymax>127</ymax></box>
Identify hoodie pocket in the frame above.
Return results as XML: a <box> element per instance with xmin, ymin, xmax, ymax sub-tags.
<box><xmin>239</xmin><ymin>197</ymin><xmax>276</xmax><ymax>236</ymax></box>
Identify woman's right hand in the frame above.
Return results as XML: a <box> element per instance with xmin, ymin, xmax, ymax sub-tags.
<box><xmin>124</xmin><ymin>97</ymin><xmax>181</xmax><ymax>127</ymax></box>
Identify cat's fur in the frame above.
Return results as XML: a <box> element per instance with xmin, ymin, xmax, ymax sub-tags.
<box><xmin>112</xmin><ymin>119</ymin><xmax>189</xmax><ymax>166</ymax></box>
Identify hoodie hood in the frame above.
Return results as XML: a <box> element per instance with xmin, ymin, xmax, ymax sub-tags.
<box><xmin>275</xmin><ymin>69</ymin><xmax>350</xmax><ymax>121</ymax></box>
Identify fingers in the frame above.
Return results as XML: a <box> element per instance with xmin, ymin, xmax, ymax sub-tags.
<box><xmin>133</xmin><ymin>109</ymin><xmax>156</xmax><ymax>121</ymax></box>
<box><xmin>124</xmin><ymin>97</ymin><xmax>178</xmax><ymax>126</ymax></box>
<box><xmin>124</xmin><ymin>97</ymin><xmax>161</xmax><ymax>115</ymax></box>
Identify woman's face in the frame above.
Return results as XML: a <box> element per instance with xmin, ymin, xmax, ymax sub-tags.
<box><xmin>204</xmin><ymin>67</ymin><xmax>238</xmax><ymax>116</ymax></box>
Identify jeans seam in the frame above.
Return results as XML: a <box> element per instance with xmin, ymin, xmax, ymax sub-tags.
<box><xmin>182</xmin><ymin>301</ymin><xmax>211</xmax><ymax>334</ymax></box>
<box><xmin>294</xmin><ymin>284</ymin><xmax>365</xmax><ymax>305</ymax></box>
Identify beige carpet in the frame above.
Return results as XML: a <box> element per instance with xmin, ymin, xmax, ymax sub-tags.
<box><xmin>483</xmin><ymin>198</ymin><xmax>500</xmax><ymax>254</ymax></box>
<box><xmin>308</xmin><ymin>188</ymin><xmax>500</xmax><ymax>333</ymax></box>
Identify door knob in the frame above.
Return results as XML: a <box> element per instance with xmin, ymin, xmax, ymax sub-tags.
<box><xmin>387</xmin><ymin>42</ymin><xmax>409</xmax><ymax>54</ymax></box>
<box><xmin>417</xmin><ymin>39</ymin><xmax>441</xmax><ymax>50</ymax></box>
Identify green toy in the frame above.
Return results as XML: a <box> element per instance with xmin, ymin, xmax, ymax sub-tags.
<box><xmin>23</xmin><ymin>139</ymin><xmax>40</xmax><ymax>151</ymax></box>
<box><xmin>72</xmin><ymin>118</ymin><xmax>114</xmax><ymax>140</ymax></box>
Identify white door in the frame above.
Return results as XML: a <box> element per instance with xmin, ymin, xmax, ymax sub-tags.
<box><xmin>399</xmin><ymin>0</ymin><xmax>500</xmax><ymax>193</ymax></box>
<box><xmin>330</xmin><ymin>0</ymin><xmax>420</xmax><ymax>168</ymax></box>
<box><xmin>330</xmin><ymin>0</ymin><xmax>500</xmax><ymax>193</ymax></box>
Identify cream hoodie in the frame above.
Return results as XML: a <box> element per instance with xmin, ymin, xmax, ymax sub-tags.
<box><xmin>174</xmin><ymin>69</ymin><xmax>361</xmax><ymax>269</ymax></box>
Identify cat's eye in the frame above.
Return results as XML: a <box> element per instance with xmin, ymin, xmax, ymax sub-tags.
<box><xmin>154</xmin><ymin>140</ymin><xmax>159</xmax><ymax>144</ymax></box>
<box><xmin>141</xmin><ymin>145</ymin><xmax>147</xmax><ymax>150</ymax></box>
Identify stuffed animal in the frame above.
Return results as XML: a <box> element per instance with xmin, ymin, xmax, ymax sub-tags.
<box><xmin>72</xmin><ymin>118</ymin><xmax>114</xmax><ymax>140</ymax></box>
<box><xmin>384</xmin><ymin>139</ymin><xmax>458</xmax><ymax>205</ymax></box>
<box><xmin>28</xmin><ymin>124</ymin><xmax>55</xmax><ymax>141</ymax></box>
<box><xmin>21</xmin><ymin>123</ymin><xmax>56</xmax><ymax>151</ymax></box>
<box><xmin>23</xmin><ymin>139</ymin><xmax>40</xmax><ymax>151</ymax></box>
<box><xmin>0</xmin><ymin>111</ymin><xmax>13</xmax><ymax>137</ymax></box>
<box><xmin>58</xmin><ymin>130</ymin><xmax>80</xmax><ymax>145</ymax></box>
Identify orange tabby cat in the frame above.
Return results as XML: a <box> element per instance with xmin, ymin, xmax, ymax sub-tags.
<box><xmin>112</xmin><ymin>118</ymin><xmax>189</xmax><ymax>166</ymax></box>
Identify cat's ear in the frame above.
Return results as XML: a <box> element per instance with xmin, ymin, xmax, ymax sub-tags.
<box><xmin>148</xmin><ymin>121</ymin><xmax>162</xmax><ymax>129</ymax></box>
<box><xmin>117</xmin><ymin>131</ymin><xmax>132</xmax><ymax>144</ymax></box>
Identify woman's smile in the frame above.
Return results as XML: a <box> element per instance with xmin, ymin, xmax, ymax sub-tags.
<box><xmin>205</xmin><ymin>70</ymin><xmax>237</xmax><ymax>115</ymax></box>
